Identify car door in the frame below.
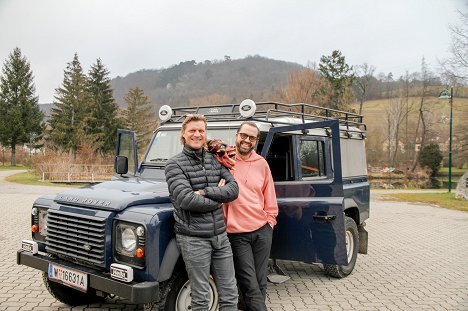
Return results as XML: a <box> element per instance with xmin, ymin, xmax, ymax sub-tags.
<box><xmin>261</xmin><ymin>120</ymin><xmax>348</xmax><ymax>265</ymax></box>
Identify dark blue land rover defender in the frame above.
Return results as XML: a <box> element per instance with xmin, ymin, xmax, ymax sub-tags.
<box><xmin>17</xmin><ymin>100</ymin><xmax>369</xmax><ymax>310</ymax></box>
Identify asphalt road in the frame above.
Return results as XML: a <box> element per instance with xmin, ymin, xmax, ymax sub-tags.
<box><xmin>0</xmin><ymin>170</ymin><xmax>467</xmax><ymax>310</ymax></box>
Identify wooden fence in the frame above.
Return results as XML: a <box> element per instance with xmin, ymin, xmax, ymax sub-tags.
<box><xmin>39</xmin><ymin>164</ymin><xmax>114</xmax><ymax>183</ymax></box>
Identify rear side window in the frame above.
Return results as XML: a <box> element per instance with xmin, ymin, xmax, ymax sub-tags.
<box><xmin>300</xmin><ymin>140</ymin><xmax>326</xmax><ymax>179</ymax></box>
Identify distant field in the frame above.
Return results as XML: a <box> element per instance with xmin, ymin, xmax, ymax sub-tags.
<box><xmin>352</xmin><ymin>96</ymin><xmax>468</xmax><ymax>136</ymax></box>
<box><xmin>352</xmin><ymin>96</ymin><xmax>468</xmax><ymax>169</ymax></box>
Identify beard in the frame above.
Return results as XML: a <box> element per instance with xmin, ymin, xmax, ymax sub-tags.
<box><xmin>236</xmin><ymin>141</ymin><xmax>255</xmax><ymax>155</ymax></box>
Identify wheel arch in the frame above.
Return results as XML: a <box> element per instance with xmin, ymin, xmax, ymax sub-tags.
<box><xmin>344</xmin><ymin>199</ymin><xmax>368</xmax><ymax>254</ymax></box>
<box><xmin>157</xmin><ymin>238</ymin><xmax>183</xmax><ymax>282</ymax></box>
<box><xmin>343</xmin><ymin>198</ymin><xmax>360</xmax><ymax>225</ymax></box>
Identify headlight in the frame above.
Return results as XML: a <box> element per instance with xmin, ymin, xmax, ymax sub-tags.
<box><xmin>114</xmin><ymin>221</ymin><xmax>146</xmax><ymax>268</ymax></box>
<box><xmin>121</xmin><ymin>228</ymin><xmax>137</xmax><ymax>252</ymax></box>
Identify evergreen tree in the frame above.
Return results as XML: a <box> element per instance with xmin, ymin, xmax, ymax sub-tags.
<box><xmin>48</xmin><ymin>53</ymin><xmax>90</xmax><ymax>159</ymax></box>
<box><xmin>318</xmin><ymin>50</ymin><xmax>355</xmax><ymax>110</ymax></box>
<box><xmin>419</xmin><ymin>143</ymin><xmax>443</xmax><ymax>177</ymax></box>
<box><xmin>0</xmin><ymin>47</ymin><xmax>43</xmax><ymax>165</ymax></box>
<box><xmin>122</xmin><ymin>88</ymin><xmax>157</xmax><ymax>152</ymax></box>
<box><xmin>86</xmin><ymin>58</ymin><xmax>122</xmax><ymax>154</ymax></box>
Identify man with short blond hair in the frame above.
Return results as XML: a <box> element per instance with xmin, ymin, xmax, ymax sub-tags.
<box><xmin>165</xmin><ymin>114</ymin><xmax>239</xmax><ymax>311</ymax></box>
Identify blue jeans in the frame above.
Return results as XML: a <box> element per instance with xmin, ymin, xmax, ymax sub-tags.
<box><xmin>176</xmin><ymin>232</ymin><xmax>238</xmax><ymax>311</ymax></box>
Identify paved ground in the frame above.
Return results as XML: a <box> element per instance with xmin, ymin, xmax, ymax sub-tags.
<box><xmin>0</xmin><ymin>170</ymin><xmax>467</xmax><ymax>310</ymax></box>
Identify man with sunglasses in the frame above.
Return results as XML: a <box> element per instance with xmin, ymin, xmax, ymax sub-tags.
<box><xmin>224</xmin><ymin>121</ymin><xmax>278</xmax><ymax>311</ymax></box>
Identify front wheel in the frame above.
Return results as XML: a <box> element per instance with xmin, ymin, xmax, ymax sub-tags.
<box><xmin>42</xmin><ymin>272</ymin><xmax>105</xmax><ymax>306</ymax></box>
<box><xmin>145</xmin><ymin>269</ymin><xmax>219</xmax><ymax>311</ymax></box>
<box><xmin>323</xmin><ymin>216</ymin><xmax>359</xmax><ymax>278</ymax></box>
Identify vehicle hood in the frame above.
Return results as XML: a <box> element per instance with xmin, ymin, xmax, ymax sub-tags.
<box><xmin>53</xmin><ymin>179</ymin><xmax>171</xmax><ymax>211</ymax></box>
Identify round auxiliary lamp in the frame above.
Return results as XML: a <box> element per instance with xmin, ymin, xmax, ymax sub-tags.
<box><xmin>158</xmin><ymin>105</ymin><xmax>173</xmax><ymax>122</ymax></box>
<box><xmin>239</xmin><ymin>99</ymin><xmax>256</xmax><ymax>118</ymax></box>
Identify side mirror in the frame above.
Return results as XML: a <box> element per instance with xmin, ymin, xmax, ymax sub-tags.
<box><xmin>114</xmin><ymin>156</ymin><xmax>129</xmax><ymax>175</ymax></box>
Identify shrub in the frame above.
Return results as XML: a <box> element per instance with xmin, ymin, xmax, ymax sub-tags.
<box><xmin>31</xmin><ymin>143</ymin><xmax>114</xmax><ymax>182</ymax></box>
<box><xmin>419</xmin><ymin>144</ymin><xmax>443</xmax><ymax>177</ymax></box>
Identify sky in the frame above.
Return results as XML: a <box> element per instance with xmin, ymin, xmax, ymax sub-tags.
<box><xmin>0</xmin><ymin>0</ymin><xmax>466</xmax><ymax>103</ymax></box>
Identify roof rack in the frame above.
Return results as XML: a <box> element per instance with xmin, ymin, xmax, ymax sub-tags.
<box><xmin>165</xmin><ymin>101</ymin><xmax>366</xmax><ymax>131</ymax></box>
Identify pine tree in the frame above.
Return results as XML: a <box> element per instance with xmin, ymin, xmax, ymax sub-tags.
<box><xmin>48</xmin><ymin>53</ymin><xmax>90</xmax><ymax>159</ymax></box>
<box><xmin>0</xmin><ymin>47</ymin><xmax>43</xmax><ymax>165</ymax></box>
<box><xmin>318</xmin><ymin>50</ymin><xmax>355</xmax><ymax>111</ymax></box>
<box><xmin>86</xmin><ymin>58</ymin><xmax>122</xmax><ymax>154</ymax></box>
<box><xmin>122</xmin><ymin>88</ymin><xmax>157</xmax><ymax>152</ymax></box>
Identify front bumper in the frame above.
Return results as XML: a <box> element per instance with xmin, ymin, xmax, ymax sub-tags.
<box><xmin>17</xmin><ymin>250</ymin><xmax>159</xmax><ymax>304</ymax></box>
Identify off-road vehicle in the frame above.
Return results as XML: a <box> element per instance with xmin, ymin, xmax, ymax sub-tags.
<box><xmin>18</xmin><ymin>99</ymin><xmax>369</xmax><ymax>310</ymax></box>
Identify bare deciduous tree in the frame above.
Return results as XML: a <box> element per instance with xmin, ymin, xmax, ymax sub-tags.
<box><xmin>354</xmin><ymin>63</ymin><xmax>376</xmax><ymax>114</ymax></box>
<box><xmin>385</xmin><ymin>97</ymin><xmax>413</xmax><ymax>167</ymax></box>
<box><xmin>411</xmin><ymin>58</ymin><xmax>432</xmax><ymax>172</ymax></box>
<box><xmin>441</xmin><ymin>11</ymin><xmax>468</xmax><ymax>82</ymax></box>
<box><xmin>190</xmin><ymin>93</ymin><xmax>230</xmax><ymax>106</ymax></box>
<box><xmin>277</xmin><ymin>67</ymin><xmax>331</xmax><ymax>105</ymax></box>
<box><xmin>440</xmin><ymin>12</ymin><xmax>468</xmax><ymax>169</ymax></box>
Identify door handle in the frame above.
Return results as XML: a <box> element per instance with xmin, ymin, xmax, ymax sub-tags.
<box><xmin>313</xmin><ymin>214</ymin><xmax>336</xmax><ymax>222</ymax></box>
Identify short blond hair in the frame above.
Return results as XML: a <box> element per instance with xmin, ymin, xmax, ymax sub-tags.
<box><xmin>180</xmin><ymin>114</ymin><xmax>207</xmax><ymax>145</ymax></box>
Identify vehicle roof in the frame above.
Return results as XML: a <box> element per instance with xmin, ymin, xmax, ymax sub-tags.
<box><xmin>159</xmin><ymin>101</ymin><xmax>366</xmax><ymax>133</ymax></box>
<box><xmin>158</xmin><ymin>117</ymin><xmax>364</xmax><ymax>138</ymax></box>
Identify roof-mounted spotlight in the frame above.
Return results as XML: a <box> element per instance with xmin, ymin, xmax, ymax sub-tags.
<box><xmin>159</xmin><ymin>105</ymin><xmax>173</xmax><ymax>123</ymax></box>
<box><xmin>239</xmin><ymin>99</ymin><xmax>256</xmax><ymax>118</ymax></box>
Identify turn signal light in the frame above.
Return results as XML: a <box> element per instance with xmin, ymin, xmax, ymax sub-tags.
<box><xmin>31</xmin><ymin>225</ymin><xmax>39</xmax><ymax>233</ymax></box>
<box><xmin>135</xmin><ymin>248</ymin><xmax>144</xmax><ymax>258</ymax></box>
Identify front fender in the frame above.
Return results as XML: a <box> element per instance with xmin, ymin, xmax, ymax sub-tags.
<box><xmin>157</xmin><ymin>238</ymin><xmax>181</xmax><ymax>282</ymax></box>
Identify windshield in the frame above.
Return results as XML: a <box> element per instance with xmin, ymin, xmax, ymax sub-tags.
<box><xmin>144</xmin><ymin>128</ymin><xmax>238</xmax><ymax>164</ymax></box>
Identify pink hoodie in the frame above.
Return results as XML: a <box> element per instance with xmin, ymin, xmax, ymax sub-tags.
<box><xmin>224</xmin><ymin>151</ymin><xmax>278</xmax><ymax>233</ymax></box>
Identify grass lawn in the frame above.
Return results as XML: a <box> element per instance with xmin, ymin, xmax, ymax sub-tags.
<box><xmin>438</xmin><ymin>167</ymin><xmax>467</xmax><ymax>176</ymax></box>
<box><xmin>5</xmin><ymin>171</ymin><xmax>79</xmax><ymax>188</ymax></box>
<box><xmin>0</xmin><ymin>165</ymin><xmax>27</xmax><ymax>171</ymax></box>
<box><xmin>383</xmin><ymin>192</ymin><xmax>468</xmax><ymax>212</ymax></box>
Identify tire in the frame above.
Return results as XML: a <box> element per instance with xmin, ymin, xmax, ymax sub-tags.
<box><xmin>323</xmin><ymin>216</ymin><xmax>359</xmax><ymax>278</ymax></box>
<box><xmin>42</xmin><ymin>272</ymin><xmax>105</xmax><ymax>306</ymax></box>
<box><xmin>151</xmin><ymin>268</ymin><xmax>219</xmax><ymax>311</ymax></box>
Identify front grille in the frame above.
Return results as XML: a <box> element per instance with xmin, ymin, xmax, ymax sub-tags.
<box><xmin>46</xmin><ymin>209</ymin><xmax>106</xmax><ymax>268</ymax></box>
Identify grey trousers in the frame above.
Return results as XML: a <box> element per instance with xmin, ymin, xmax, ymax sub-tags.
<box><xmin>176</xmin><ymin>232</ymin><xmax>238</xmax><ymax>311</ymax></box>
<box><xmin>228</xmin><ymin>223</ymin><xmax>273</xmax><ymax>311</ymax></box>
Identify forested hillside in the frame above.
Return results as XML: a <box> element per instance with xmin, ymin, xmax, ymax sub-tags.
<box><xmin>110</xmin><ymin>55</ymin><xmax>303</xmax><ymax>108</ymax></box>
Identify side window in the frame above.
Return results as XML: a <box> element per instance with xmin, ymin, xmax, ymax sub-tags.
<box><xmin>266</xmin><ymin>135</ymin><xmax>293</xmax><ymax>181</ymax></box>
<box><xmin>300</xmin><ymin>139</ymin><xmax>326</xmax><ymax>179</ymax></box>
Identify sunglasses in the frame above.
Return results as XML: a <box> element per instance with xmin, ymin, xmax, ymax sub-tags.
<box><xmin>238</xmin><ymin>132</ymin><xmax>258</xmax><ymax>142</ymax></box>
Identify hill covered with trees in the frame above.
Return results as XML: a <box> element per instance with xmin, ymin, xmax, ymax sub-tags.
<box><xmin>110</xmin><ymin>55</ymin><xmax>303</xmax><ymax>109</ymax></box>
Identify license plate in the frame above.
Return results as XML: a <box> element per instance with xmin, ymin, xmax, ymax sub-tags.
<box><xmin>48</xmin><ymin>263</ymin><xmax>88</xmax><ymax>292</ymax></box>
